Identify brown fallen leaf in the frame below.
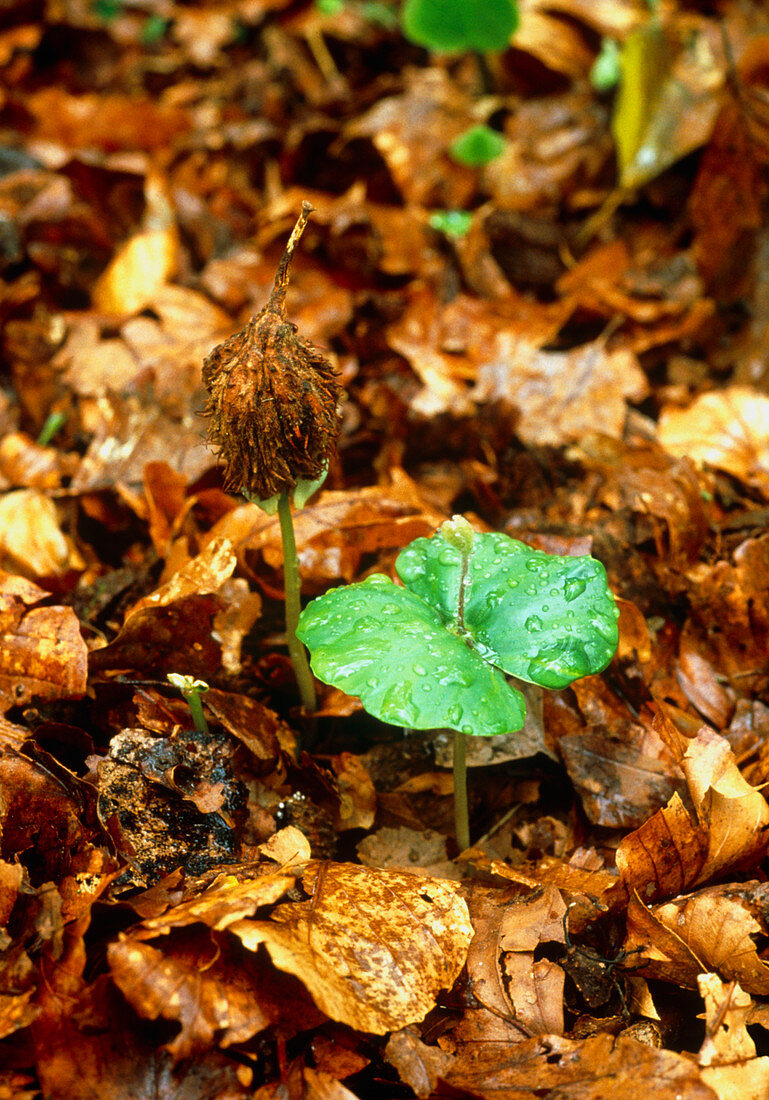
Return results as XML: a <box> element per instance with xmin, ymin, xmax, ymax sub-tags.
<box><xmin>0</xmin><ymin>489</ymin><xmax>82</xmax><ymax>578</ymax></box>
<box><xmin>384</xmin><ymin>1026</ymin><xmax>455</xmax><ymax>1099</ymax></box>
<box><xmin>230</xmin><ymin>862</ymin><xmax>473</xmax><ymax>1034</ymax></box>
<box><xmin>698</xmin><ymin>973</ymin><xmax>756</xmax><ymax>1067</ymax></box>
<box><xmin>0</xmin><ymin>571</ymin><xmax>87</xmax><ymax>713</ymax></box>
<box><xmin>658</xmin><ymin>386</ymin><xmax>769</xmax><ymax>495</ymax></box>
<box><xmin>91</xmin><ymin>175</ymin><xmax>178</xmax><ymax>317</ymax></box>
<box><xmin>445</xmin><ymin>1030</ymin><xmax>715</xmax><ymax>1098</ymax></box>
<box><xmin>498</xmin><ymin>886</ymin><xmax>567</xmax><ymax>1036</ymax></box>
<box><xmin>108</xmin><ymin>929</ymin><xmax>318</xmax><ymax>1061</ymax></box>
<box><xmin>625</xmin><ymin>881</ymin><xmax>769</xmax><ymax>995</ymax></box>
<box><xmin>473</xmin><ymin>334</ymin><xmax>648</xmax><ymax>447</ymax></box>
<box><xmin>616</xmin><ymin>727</ymin><xmax>769</xmax><ymax>904</ymax></box>
<box><xmin>331</xmin><ymin>752</ymin><xmax>376</xmax><ymax>832</ymax></box>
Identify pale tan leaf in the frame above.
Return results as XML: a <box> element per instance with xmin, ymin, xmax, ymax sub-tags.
<box><xmin>230</xmin><ymin>862</ymin><xmax>473</xmax><ymax>1034</ymax></box>
<box><xmin>659</xmin><ymin>386</ymin><xmax>769</xmax><ymax>493</ymax></box>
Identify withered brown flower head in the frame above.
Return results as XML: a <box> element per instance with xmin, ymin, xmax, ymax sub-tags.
<box><xmin>202</xmin><ymin>202</ymin><xmax>341</xmax><ymax>500</ymax></box>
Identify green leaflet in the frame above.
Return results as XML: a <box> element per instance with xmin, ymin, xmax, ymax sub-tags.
<box><xmin>296</xmin><ymin>574</ymin><xmax>526</xmax><ymax>736</ymax></box>
<box><xmin>401</xmin><ymin>0</ymin><xmax>518</xmax><ymax>54</ymax></box>
<box><xmin>297</xmin><ymin>522</ymin><xmax>619</xmax><ymax>737</ymax></box>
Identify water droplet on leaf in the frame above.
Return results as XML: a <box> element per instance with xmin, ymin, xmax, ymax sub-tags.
<box><xmin>564</xmin><ymin>578</ymin><xmax>587</xmax><ymax>602</ymax></box>
<box><xmin>525</xmin><ymin>615</ymin><xmax>544</xmax><ymax>632</ymax></box>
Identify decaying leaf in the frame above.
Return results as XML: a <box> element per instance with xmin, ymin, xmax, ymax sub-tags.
<box><xmin>616</xmin><ymin>727</ymin><xmax>769</xmax><ymax>903</ymax></box>
<box><xmin>230</xmin><ymin>862</ymin><xmax>473</xmax><ymax>1034</ymax></box>
<box><xmin>659</xmin><ymin>386</ymin><xmax>769</xmax><ymax>494</ymax></box>
<box><xmin>0</xmin><ymin>571</ymin><xmax>87</xmax><ymax>712</ymax></box>
<box><xmin>625</xmin><ymin>881</ymin><xmax>769</xmax><ymax>995</ymax></box>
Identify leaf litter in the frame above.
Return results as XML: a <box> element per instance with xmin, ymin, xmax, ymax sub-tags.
<box><xmin>2</xmin><ymin>0</ymin><xmax>769</xmax><ymax>1096</ymax></box>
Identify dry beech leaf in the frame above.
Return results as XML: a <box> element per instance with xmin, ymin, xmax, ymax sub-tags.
<box><xmin>125</xmin><ymin>536</ymin><xmax>237</xmax><ymax>620</ymax></box>
<box><xmin>697</xmin><ymin>973</ymin><xmax>756</xmax><ymax>1067</ymax></box>
<box><xmin>90</xmin><ymin>538</ymin><xmax>240</xmax><ymax>676</ymax></box>
<box><xmin>0</xmin><ymin>489</ymin><xmax>81</xmax><ymax>578</ymax></box>
<box><xmin>497</xmin><ymin>886</ymin><xmax>567</xmax><ymax>1035</ymax></box>
<box><xmin>625</xmin><ymin>882</ymin><xmax>769</xmax><ymax>995</ymax></box>
<box><xmin>229</xmin><ymin>862</ymin><xmax>473</xmax><ymax>1034</ymax></box>
<box><xmin>108</xmin><ymin>934</ymin><xmax>288</xmax><ymax>1061</ymax></box>
<box><xmin>0</xmin><ymin>571</ymin><xmax>87</xmax><ymax>712</ymax></box>
<box><xmin>136</xmin><ymin>871</ymin><xmax>297</xmax><ymax>936</ymax></box>
<box><xmin>384</xmin><ymin>1027</ymin><xmax>455</xmax><ymax>1099</ymax></box>
<box><xmin>473</xmin><ymin>333</ymin><xmax>648</xmax><ymax>446</ymax></box>
<box><xmin>204</xmin><ymin>472</ymin><xmax>445</xmax><ymax>587</ymax></box>
<box><xmin>446</xmin><ymin>1031</ymin><xmax>713</xmax><ymax>1097</ymax></box>
<box><xmin>331</xmin><ymin>752</ymin><xmax>376</xmax><ymax>832</ymax></box>
<box><xmin>658</xmin><ymin>386</ymin><xmax>769</xmax><ymax>494</ymax></box>
<box><xmin>258</xmin><ymin>826</ymin><xmax>312</xmax><ymax>867</ymax></box>
<box><xmin>616</xmin><ymin>727</ymin><xmax>769</xmax><ymax>905</ymax></box>
<box><xmin>92</xmin><ymin>175</ymin><xmax>178</xmax><ymax>317</ymax></box>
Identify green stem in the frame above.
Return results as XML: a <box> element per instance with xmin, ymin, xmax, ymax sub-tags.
<box><xmin>277</xmin><ymin>491</ymin><xmax>317</xmax><ymax>713</ymax></box>
<box><xmin>184</xmin><ymin>690</ymin><xmax>209</xmax><ymax>734</ymax></box>
<box><xmin>453</xmin><ymin>730</ymin><xmax>470</xmax><ymax>853</ymax></box>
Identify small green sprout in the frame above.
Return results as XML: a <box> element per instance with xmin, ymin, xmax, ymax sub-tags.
<box><xmin>142</xmin><ymin>13</ymin><xmax>170</xmax><ymax>45</ymax></box>
<box><xmin>401</xmin><ymin>0</ymin><xmax>518</xmax><ymax>53</ymax></box>
<box><xmin>590</xmin><ymin>37</ymin><xmax>622</xmax><ymax>93</ymax></box>
<box><xmin>428</xmin><ymin>210</ymin><xmax>473</xmax><ymax>239</ymax></box>
<box><xmin>37</xmin><ymin>410</ymin><xmax>67</xmax><ymax>447</ymax></box>
<box><xmin>297</xmin><ymin>516</ymin><xmax>619</xmax><ymax>851</ymax></box>
<box><xmin>449</xmin><ymin>124</ymin><xmax>506</xmax><ymax>168</ymax></box>
<box><xmin>167</xmin><ymin>674</ymin><xmax>210</xmax><ymax>735</ymax></box>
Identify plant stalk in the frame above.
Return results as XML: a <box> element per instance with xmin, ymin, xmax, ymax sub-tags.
<box><xmin>277</xmin><ymin>490</ymin><xmax>317</xmax><ymax>713</ymax></box>
<box><xmin>453</xmin><ymin>730</ymin><xmax>470</xmax><ymax>853</ymax></box>
<box><xmin>184</xmin><ymin>689</ymin><xmax>209</xmax><ymax>734</ymax></box>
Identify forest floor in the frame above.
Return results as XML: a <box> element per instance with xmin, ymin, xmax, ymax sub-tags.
<box><xmin>2</xmin><ymin>0</ymin><xmax>769</xmax><ymax>1097</ymax></box>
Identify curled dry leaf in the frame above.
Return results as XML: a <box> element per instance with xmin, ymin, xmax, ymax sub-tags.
<box><xmin>0</xmin><ymin>489</ymin><xmax>81</xmax><ymax>578</ymax></box>
<box><xmin>90</xmin><ymin>538</ymin><xmax>240</xmax><ymax>678</ymax></box>
<box><xmin>108</xmin><ymin>931</ymin><xmax>316</xmax><ymax>1062</ymax></box>
<box><xmin>229</xmin><ymin>862</ymin><xmax>473</xmax><ymax>1034</ymax></box>
<box><xmin>616</xmin><ymin>727</ymin><xmax>769</xmax><ymax>904</ymax></box>
<box><xmin>697</xmin><ymin>973</ymin><xmax>756</xmax><ymax>1067</ymax></box>
<box><xmin>0</xmin><ymin>571</ymin><xmax>87</xmax><ymax>713</ymax></box>
<box><xmin>658</xmin><ymin>386</ymin><xmax>769</xmax><ymax>495</ymax></box>
<box><xmin>625</xmin><ymin>881</ymin><xmax>769</xmax><ymax>995</ymax></box>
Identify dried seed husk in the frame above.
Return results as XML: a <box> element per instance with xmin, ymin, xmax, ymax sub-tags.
<box><xmin>203</xmin><ymin>203</ymin><xmax>341</xmax><ymax>500</ymax></box>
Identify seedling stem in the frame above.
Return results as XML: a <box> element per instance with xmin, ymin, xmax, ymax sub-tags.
<box><xmin>167</xmin><ymin>674</ymin><xmax>209</xmax><ymax>734</ymax></box>
<box><xmin>453</xmin><ymin>730</ymin><xmax>470</xmax><ymax>852</ymax></box>
<box><xmin>278</xmin><ymin>491</ymin><xmax>317</xmax><ymax>713</ymax></box>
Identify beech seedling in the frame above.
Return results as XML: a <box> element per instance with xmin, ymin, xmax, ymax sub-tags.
<box><xmin>297</xmin><ymin>516</ymin><xmax>619</xmax><ymax>849</ymax></box>
<box><xmin>401</xmin><ymin>0</ymin><xmax>518</xmax><ymax>53</ymax></box>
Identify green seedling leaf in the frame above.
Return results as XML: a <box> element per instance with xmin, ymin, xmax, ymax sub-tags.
<box><xmin>591</xmin><ymin>37</ymin><xmax>622</xmax><ymax>93</ymax></box>
<box><xmin>401</xmin><ymin>0</ymin><xmax>518</xmax><ymax>54</ymax></box>
<box><xmin>296</xmin><ymin>574</ymin><xmax>526</xmax><ymax>736</ymax></box>
<box><xmin>396</xmin><ymin>529</ymin><xmax>619</xmax><ymax>690</ymax></box>
<box><xmin>428</xmin><ymin>210</ymin><xmax>473</xmax><ymax>239</ymax></box>
<box><xmin>449</xmin><ymin>125</ymin><xmax>506</xmax><ymax>168</ymax></box>
<box><xmin>611</xmin><ymin>19</ymin><xmax>672</xmax><ymax>188</ymax></box>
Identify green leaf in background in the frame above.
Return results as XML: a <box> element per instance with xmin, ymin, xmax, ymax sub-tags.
<box><xmin>296</xmin><ymin>574</ymin><xmax>526</xmax><ymax>736</ymax></box>
<box><xmin>401</xmin><ymin>0</ymin><xmax>518</xmax><ymax>54</ymax></box>
<box><xmin>611</xmin><ymin>19</ymin><xmax>672</xmax><ymax>188</ymax></box>
<box><xmin>428</xmin><ymin>210</ymin><xmax>473</xmax><ymax>239</ymax></box>
<box><xmin>396</xmin><ymin>530</ymin><xmax>619</xmax><ymax>690</ymax></box>
<box><xmin>449</xmin><ymin>125</ymin><xmax>506</xmax><ymax>168</ymax></box>
<box><xmin>590</xmin><ymin>37</ymin><xmax>622</xmax><ymax>93</ymax></box>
